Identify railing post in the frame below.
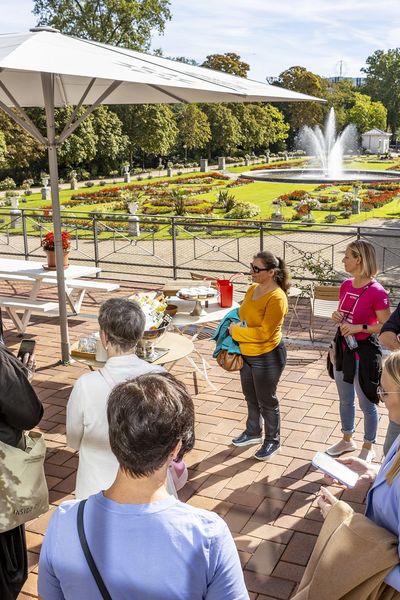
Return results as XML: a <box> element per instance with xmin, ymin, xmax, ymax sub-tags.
<box><xmin>259</xmin><ymin>222</ymin><xmax>264</xmax><ymax>252</ymax></box>
<box><xmin>171</xmin><ymin>217</ymin><xmax>177</xmax><ymax>279</ymax></box>
<box><xmin>356</xmin><ymin>226</ymin><xmax>361</xmax><ymax>240</ymax></box>
<box><xmin>92</xmin><ymin>214</ymin><xmax>100</xmax><ymax>277</ymax></box>
<box><xmin>21</xmin><ymin>209</ymin><xmax>29</xmax><ymax>260</ymax></box>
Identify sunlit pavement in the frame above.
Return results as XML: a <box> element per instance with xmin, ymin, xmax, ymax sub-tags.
<box><xmin>5</xmin><ymin>280</ymin><xmax>384</xmax><ymax>600</ymax></box>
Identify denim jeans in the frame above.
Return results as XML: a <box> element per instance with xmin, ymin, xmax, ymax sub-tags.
<box><xmin>240</xmin><ymin>342</ymin><xmax>287</xmax><ymax>444</ymax></box>
<box><xmin>383</xmin><ymin>420</ymin><xmax>400</xmax><ymax>455</ymax></box>
<box><xmin>333</xmin><ymin>363</ymin><xmax>379</xmax><ymax>443</ymax></box>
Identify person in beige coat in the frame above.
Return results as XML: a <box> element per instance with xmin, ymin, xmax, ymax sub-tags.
<box><xmin>297</xmin><ymin>351</ymin><xmax>400</xmax><ymax>600</ymax></box>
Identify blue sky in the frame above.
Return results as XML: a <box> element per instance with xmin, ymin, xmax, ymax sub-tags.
<box><xmin>2</xmin><ymin>0</ymin><xmax>400</xmax><ymax>81</ymax></box>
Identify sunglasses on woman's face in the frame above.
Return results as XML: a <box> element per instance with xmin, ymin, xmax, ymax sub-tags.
<box><xmin>377</xmin><ymin>385</ymin><xmax>399</xmax><ymax>402</ymax></box>
<box><xmin>250</xmin><ymin>263</ymin><xmax>269</xmax><ymax>273</ymax></box>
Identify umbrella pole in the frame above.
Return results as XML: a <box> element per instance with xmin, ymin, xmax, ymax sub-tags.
<box><xmin>42</xmin><ymin>73</ymin><xmax>70</xmax><ymax>364</ymax></box>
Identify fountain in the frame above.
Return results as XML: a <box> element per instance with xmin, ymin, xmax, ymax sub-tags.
<box><xmin>241</xmin><ymin>108</ymin><xmax>400</xmax><ymax>183</ymax></box>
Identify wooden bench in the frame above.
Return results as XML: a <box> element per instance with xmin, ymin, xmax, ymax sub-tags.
<box><xmin>0</xmin><ymin>296</ymin><xmax>59</xmax><ymax>333</ymax></box>
<box><xmin>59</xmin><ymin>279</ymin><xmax>120</xmax><ymax>313</ymax></box>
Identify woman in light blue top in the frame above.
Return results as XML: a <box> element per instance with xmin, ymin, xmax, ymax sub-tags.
<box><xmin>39</xmin><ymin>372</ymin><xmax>249</xmax><ymax>600</ymax></box>
<box><xmin>318</xmin><ymin>350</ymin><xmax>400</xmax><ymax>592</ymax></box>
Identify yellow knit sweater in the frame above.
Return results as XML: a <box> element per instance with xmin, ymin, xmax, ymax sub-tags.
<box><xmin>231</xmin><ymin>284</ymin><xmax>288</xmax><ymax>356</ymax></box>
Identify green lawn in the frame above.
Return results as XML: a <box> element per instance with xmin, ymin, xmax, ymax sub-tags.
<box><xmin>5</xmin><ymin>161</ymin><xmax>400</xmax><ymax>239</ymax></box>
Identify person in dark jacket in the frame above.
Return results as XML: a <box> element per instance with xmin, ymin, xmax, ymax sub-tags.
<box><xmin>379</xmin><ymin>303</ymin><xmax>400</xmax><ymax>454</ymax></box>
<box><xmin>0</xmin><ymin>342</ymin><xmax>43</xmax><ymax>600</ymax></box>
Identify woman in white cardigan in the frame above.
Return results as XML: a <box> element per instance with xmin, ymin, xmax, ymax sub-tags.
<box><xmin>67</xmin><ymin>298</ymin><xmax>178</xmax><ymax>499</ymax></box>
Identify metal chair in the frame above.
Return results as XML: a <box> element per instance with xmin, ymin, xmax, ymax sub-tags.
<box><xmin>309</xmin><ymin>285</ymin><xmax>340</xmax><ymax>342</ymax></box>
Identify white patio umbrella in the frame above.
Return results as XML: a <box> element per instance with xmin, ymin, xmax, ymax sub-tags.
<box><xmin>0</xmin><ymin>27</ymin><xmax>325</xmax><ymax>363</ymax></box>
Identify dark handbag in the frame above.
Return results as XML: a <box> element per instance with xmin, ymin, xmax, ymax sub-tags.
<box><xmin>326</xmin><ymin>282</ymin><xmax>372</xmax><ymax>379</ymax></box>
<box><xmin>327</xmin><ymin>345</ymin><xmax>335</xmax><ymax>380</ymax></box>
<box><xmin>216</xmin><ymin>350</ymin><xmax>243</xmax><ymax>371</ymax></box>
<box><xmin>77</xmin><ymin>500</ymin><xmax>112</xmax><ymax>600</ymax></box>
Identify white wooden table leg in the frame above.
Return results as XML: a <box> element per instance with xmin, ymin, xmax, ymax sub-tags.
<box><xmin>20</xmin><ymin>278</ymin><xmax>42</xmax><ymax>331</ymax></box>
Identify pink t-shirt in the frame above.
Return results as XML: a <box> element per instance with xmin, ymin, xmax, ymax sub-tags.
<box><xmin>339</xmin><ymin>279</ymin><xmax>389</xmax><ymax>340</ymax></box>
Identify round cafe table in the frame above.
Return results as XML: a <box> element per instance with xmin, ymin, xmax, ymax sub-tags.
<box><xmin>70</xmin><ymin>332</ymin><xmax>194</xmax><ymax>370</ymax></box>
<box><xmin>170</xmin><ymin>296</ymin><xmax>239</xmax><ymax>337</ymax></box>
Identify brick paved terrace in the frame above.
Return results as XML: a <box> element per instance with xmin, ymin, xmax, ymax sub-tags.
<box><xmin>1</xmin><ymin>280</ymin><xmax>386</xmax><ymax>600</ymax></box>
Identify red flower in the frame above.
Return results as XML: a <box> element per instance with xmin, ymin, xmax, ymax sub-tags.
<box><xmin>41</xmin><ymin>231</ymin><xmax>71</xmax><ymax>252</ymax></box>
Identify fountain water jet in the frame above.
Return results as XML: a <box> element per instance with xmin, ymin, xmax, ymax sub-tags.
<box><xmin>241</xmin><ymin>108</ymin><xmax>400</xmax><ymax>183</ymax></box>
<box><xmin>298</xmin><ymin>108</ymin><xmax>357</xmax><ymax>179</ymax></box>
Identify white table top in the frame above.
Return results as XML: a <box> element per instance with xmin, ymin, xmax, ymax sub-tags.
<box><xmin>0</xmin><ymin>258</ymin><xmax>100</xmax><ymax>280</ymax></box>
<box><xmin>71</xmin><ymin>332</ymin><xmax>194</xmax><ymax>368</ymax></box>
<box><xmin>170</xmin><ymin>296</ymin><xmax>239</xmax><ymax>326</ymax></box>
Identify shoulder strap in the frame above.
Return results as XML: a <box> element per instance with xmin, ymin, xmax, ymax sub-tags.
<box><xmin>77</xmin><ymin>500</ymin><xmax>113</xmax><ymax>600</ymax></box>
<box><xmin>99</xmin><ymin>366</ymin><xmax>117</xmax><ymax>389</ymax></box>
<box><xmin>342</xmin><ymin>281</ymin><xmax>373</xmax><ymax>318</ymax></box>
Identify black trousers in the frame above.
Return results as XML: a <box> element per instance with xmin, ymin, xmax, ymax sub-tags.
<box><xmin>0</xmin><ymin>525</ymin><xmax>27</xmax><ymax>600</ymax></box>
<box><xmin>240</xmin><ymin>342</ymin><xmax>286</xmax><ymax>444</ymax></box>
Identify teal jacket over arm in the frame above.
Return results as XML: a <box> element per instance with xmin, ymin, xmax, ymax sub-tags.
<box><xmin>212</xmin><ymin>308</ymin><xmax>241</xmax><ymax>358</ymax></box>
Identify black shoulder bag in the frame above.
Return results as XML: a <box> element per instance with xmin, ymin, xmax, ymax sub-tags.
<box><xmin>77</xmin><ymin>500</ymin><xmax>113</xmax><ymax>600</ymax></box>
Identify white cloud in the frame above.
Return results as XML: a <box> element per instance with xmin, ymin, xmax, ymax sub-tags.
<box><xmin>1</xmin><ymin>0</ymin><xmax>400</xmax><ymax>82</ymax></box>
<box><xmin>153</xmin><ymin>0</ymin><xmax>400</xmax><ymax>80</ymax></box>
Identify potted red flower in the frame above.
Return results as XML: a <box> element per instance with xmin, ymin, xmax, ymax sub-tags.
<box><xmin>41</xmin><ymin>231</ymin><xmax>71</xmax><ymax>269</ymax></box>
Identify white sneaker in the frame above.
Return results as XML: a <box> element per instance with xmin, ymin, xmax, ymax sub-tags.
<box><xmin>358</xmin><ymin>447</ymin><xmax>376</xmax><ymax>463</ymax></box>
<box><xmin>326</xmin><ymin>439</ymin><xmax>357</xmax><ymax>457</ymax></box>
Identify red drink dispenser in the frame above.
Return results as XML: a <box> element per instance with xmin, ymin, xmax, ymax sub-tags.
<box><xmin>217</xmin><ymin>280</ymin><xmax>233</xmax><ymax>308</ymax></box>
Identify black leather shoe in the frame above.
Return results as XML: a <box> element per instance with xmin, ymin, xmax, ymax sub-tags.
<box><xmin>254</xmin><ymin>441</ymin><xmax>280</xmax><ymax>460</ymax></box>
<box><xmin>232</xmin><ymin>432</ymin><xmax>263</xmax><ymax>447</ymax></box>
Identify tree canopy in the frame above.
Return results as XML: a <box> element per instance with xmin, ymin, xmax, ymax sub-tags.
<box><xmin>278</xmin><ymin>66</ymin><xmax>326</xmax><ymax>136</ymax></box>
<box><xmin>201</xmin><ymin>53</ymin><xmax>250</xmax><ymax>77</ymax></box>
<box><xmin>175</xmin><ymin>104</ymin><xmax>211</xmax><ymax>153</ymax></box>
<box><xmin>362</xmin><ymin>49</ymin><xmax>400</xmax><ymax>134</ymax></box>
<box><xmin>347</xmin><ymin>92</ymin><xmax>387</xmax><ymax>133</ymax></box>
<box><xmin>33</xmin><ymin>0</ymin><xmax>171</xmax><ymax>50</ymax></box>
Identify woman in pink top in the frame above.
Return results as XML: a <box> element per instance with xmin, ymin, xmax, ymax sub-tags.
<box><xmin>327</xmin><ymin>240</ymin><xmax>390</xmax><ymax>462</ymax></box>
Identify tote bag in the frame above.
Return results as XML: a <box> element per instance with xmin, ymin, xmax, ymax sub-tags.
<box><xmin>0</xmin><ymin>431</ymin><xmax>48</xmax><ymax>533</ymax></box>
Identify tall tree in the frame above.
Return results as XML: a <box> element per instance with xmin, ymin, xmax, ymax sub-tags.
<box><xmin>278</xmin><ymin>66</ymin><xmax>326</xmax><ymax>139</ymax></box>
<box><xmin>175</xmin><ymin>104</ymin><xmax>211</xmax><ymax>153</ymax></box>
<box><xmin>201</xmin><ymin>104</ymin><xmax>241</xmax><ymax>156</ymax></box>
<box><xmin>0</xmin><ymin>111</ymin><xmax>44</xmax><ymax>173</ymax></box>
<box><xmin>201</xmin><ymin>53</ymin><xmax>249</xmax><ymax>77</ymax></box>
<box><xmin>53</xmin><ymin>107</ymin><xmax>98</xmax><ymax>169</ymax></box>
<box><xmin>362</xmin><ymin>49</ymin><xmax>400</xmax><ymax>134</ymax></box>
<box><xmin>92</xmin><ymin>106</ymin><xmax>129</xmax><ymax>172</ymax></box>
<box><xmin>128</xmin><ymin>104</ymin><xmax>178</xmax><ymax>158</ymax></box>
<box><xmin>230</xmin><ymin>104</ymin><xmax>289</xmax><ymax>152</ymax></box>
<box><xmin>325</xmin><ymin>79</ymin><xmax>357</xmax><ymax>130</ymax></box>
<box><xmin>33</xmin><ymin>0</ymin><xmax>171</xmax><ymax>50</ymax></box>
<box><xmin>347</xmin><ymin>92</ymin><xmax>387</xmax><ymax>133</ymax></box>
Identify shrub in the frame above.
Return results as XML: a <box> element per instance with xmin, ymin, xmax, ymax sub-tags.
<box><xmin>85</xmin><ymin>181</ymin><xmax>95</xmax><ymax>187</ymax></box>
<box><xmin>0</xmin><ymin>177</ymin><xmax>16</xmax><ymax>191</ymax></box>
<box><xmin>21</xmin><ymin>178</ymin><xmax>34</xmax><ymax>191</ymax></box>
<box><xmin>78</xmin><ymin>169</ymin><xmax>91</xmax><ymax>181</ymax></box>
<box><xmin>324</xmin><ymin>214</ymin><xmax>337</xmax><ymax>223</ymax></box>
<box><xmin>225</xmin><ymin>201</ymin><xmax>260</xmax><ymax>219</ymax></box>
<box><xmin>217</xmin><ymin>190</ymin><xmax>237</xmax><ymax>211</ymax></box>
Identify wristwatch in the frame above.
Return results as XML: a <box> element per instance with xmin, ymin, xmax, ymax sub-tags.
<box><xmin>362</xmin><ymin>324</ymin><xmax>368</xmax><ymax>331</ymax></box>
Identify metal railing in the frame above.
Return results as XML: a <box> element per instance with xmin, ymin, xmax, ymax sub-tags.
<box><xmin>1</xmin><ymin>208</ymin><xmax>400</xmax><ymax>294</ymax></box>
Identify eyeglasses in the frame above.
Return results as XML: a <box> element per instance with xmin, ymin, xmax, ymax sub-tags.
<box><xmin>250</xmin><ymin>263</ymin><xmax>269</xmax><ymax>273</ymax></box>
<box><xmin>377</xmin><ymin>385</ymin><xmax>399</xmax><ymax>402</ymax></box>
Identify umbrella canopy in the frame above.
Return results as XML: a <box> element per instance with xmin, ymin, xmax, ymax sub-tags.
<box><xmin>0</xmin><ymin>27</ymin><xmax>325</xmax><ymax>363</ymax></box>
<box><xmin>0</xmin><ymin>29</ymin><xmax>323</xmax><ymax>106</ymax></box>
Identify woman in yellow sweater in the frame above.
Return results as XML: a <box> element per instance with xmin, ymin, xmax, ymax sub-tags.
<box><xmin>229</xmin><ymin>251</ymin><xmax>289</xmax><ymax>460</ymax></box>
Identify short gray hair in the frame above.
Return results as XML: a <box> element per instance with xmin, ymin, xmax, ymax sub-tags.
<box><xmin>98</xmin><ymin>298</ymin><xmax>145</xmax><ymax>352</ymax></box>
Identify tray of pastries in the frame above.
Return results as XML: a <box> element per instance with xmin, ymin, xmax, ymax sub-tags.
<box><xmin>177</xmin><ymin>286</ymin><xmax>218</xmax><ymax>300</ymax></box>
